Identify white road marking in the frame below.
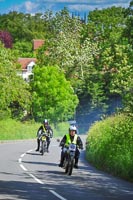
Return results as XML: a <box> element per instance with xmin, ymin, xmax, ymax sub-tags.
<box><xmin>20</xmin><ymin>163</ymin><xmax>27</xmax><ymax>171</ymax></box>
<box><xmin>21</xmin><ymin>153</ymin><xmax>26</xmax><ymax>158</ymax></box>
<box><xmin>29</xmin><ymin>173</ymin><xmax>43</xmax><ymax>184</ymax></box>
<box><xmin>49</xmin><ymin>190</ymin><xmax>67</xmax><ymax>200</ymax></box>
<box><xmin>18</xmin><ymin>149</ymin><xmax>67</xmax><ymax>200</ymax></box>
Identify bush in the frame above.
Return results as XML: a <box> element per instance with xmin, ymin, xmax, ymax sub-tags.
<box><xmin>86</xmin><ymin>114</ymin><xmax>133</xmax><ymax>182</ymax></box>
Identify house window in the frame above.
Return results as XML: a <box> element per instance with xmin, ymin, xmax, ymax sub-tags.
<box><xmin>27</xmin><ymin>61</ymin><xmax>35</xmax><ymax>72</ymax></box>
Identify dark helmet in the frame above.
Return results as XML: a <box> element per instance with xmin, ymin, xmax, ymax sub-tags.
<box><xmin>43</xmin><ymin>119</ymin><xmax>48</xmax><ymax>125</ymax></box>
<box><xmin>69</xmin><ymin>125</ymin><xmax>77</xmax><ymax>134</ymax></box>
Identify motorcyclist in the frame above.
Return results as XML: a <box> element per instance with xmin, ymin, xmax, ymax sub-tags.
<box><xmin>58</xmin><ymin>125</ymin><xmax>83</xmax><ymax>169</ymax></box>
<box><xmin>36</xmin><ymin>119</ymin><xmax>53</xmax><ymax>152</ymax></box>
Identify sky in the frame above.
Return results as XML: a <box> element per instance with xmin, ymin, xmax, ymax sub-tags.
<box><xmin>0</xmin><ymin>0</ymin><xmax>131</xmax><ymax>17</ymax></box>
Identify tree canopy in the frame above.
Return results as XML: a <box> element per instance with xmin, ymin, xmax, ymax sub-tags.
<box><xmin>0</xmin><ymin>3</ymin><xmax>133</xmax><ymax>121</ymax></box>
<box><xmin>31</xmin><ymin>65</ymin><xmax>79</xmax><ymax>122</ymax></box>
<box><xmin>0</xmin><ymin>42</ymin><xmax>31</xmax><ymax>119</ymax></box>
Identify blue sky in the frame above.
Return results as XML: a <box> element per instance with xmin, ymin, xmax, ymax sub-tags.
<box><xmin>0</xmin><ymin>0</ymin><xmax>131</xmax><ymax>16</ymax></box>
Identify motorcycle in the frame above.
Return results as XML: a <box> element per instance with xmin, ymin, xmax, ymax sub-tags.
<box><xmin>39</xmin><ymin>133</ymin><xmax>47</xmax><ymax>155</ymax></box>
<box><xmin>63</xmin><ymin>143</ymin><xmax>76</xmax><ymax>176</ymax></box>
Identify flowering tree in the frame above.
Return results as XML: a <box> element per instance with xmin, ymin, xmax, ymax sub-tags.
<box><xmin>0</xmin><ymin>30</ymin><xmax>13</xmax><ymax>48</ymax></box>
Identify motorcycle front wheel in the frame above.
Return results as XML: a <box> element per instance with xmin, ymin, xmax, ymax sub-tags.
<box><xmin>68</xmin><ymin>159</ymin><xmax>74</xmax><ymax>175</ymax></box>
<box><xmin>41</xmin><ymin>140</ymin><xmax>47</xmax><ymax>155</ymax></box>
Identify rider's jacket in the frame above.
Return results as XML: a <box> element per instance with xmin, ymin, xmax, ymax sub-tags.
<box><xmin>42</xmin><ymin>124</ymin><xmax>46</xmax><ymax>132</ymax></box>
<box><xmin>37</xmin><ymin>124</ymin><xmax>53</xmax><ymax>138</ymax></box>
<box><xmin>60</xmin><ymin>133</ymin><xmax>83</xmax><ymax>149</ymax></box>
<box><xmin>65</xmin><ymin>133</ymin><xmax>78</xmax><ymax>145</ymax></box>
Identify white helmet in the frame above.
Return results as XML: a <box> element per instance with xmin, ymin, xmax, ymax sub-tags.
<box><xmin>69</xmin><ymin>125</ymin><xmax>77</xmax><ymax>131</ymax></box>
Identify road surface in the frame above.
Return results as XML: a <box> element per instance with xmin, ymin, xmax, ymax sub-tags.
<box><xmin>0</xmin><ymin>135</ymin><xmax>133</xmax><ymax>200</ymax></box>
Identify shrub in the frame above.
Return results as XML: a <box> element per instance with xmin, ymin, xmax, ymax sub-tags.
<box><xmin>86</xmin><ymin>114</ymin><xmax>133</xmax><ymax>182</ymax></box>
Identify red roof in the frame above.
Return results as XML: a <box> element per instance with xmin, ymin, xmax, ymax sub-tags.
<box><xmin>18</xmin><ymin>58</ymin><xmax>37</xmax><ymax>70</ymax></box>
<box><xmin>33</xmin><ymin>39</ymin><xmax>44</xmax><ymax>50</ymax></box>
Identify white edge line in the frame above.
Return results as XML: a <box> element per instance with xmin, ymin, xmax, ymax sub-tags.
<box><xmin>49</xmin><ymin>190</ymin><xmax>67</xmax><ymax>200</ymax></box>
<box><xmin>29</xmin><ymin>173</ymin><xmax>43</xmax><ymax>184</ymax></box>
<box><xmin>19</xmin><ymin>149</ymin><xmax>68</xmax><ymax>200</ymax></box>
<box><xmin>21</xmin><ymin>153</ymin><xmax>26</xmax><ymax>158</ymax></box>
<box><xmin>20</xmin><ymin>164</ymin><xmax>27</xmax><ymax>171</ymax></box>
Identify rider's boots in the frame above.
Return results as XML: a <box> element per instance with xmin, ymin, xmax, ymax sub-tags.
<box><xmin>58</xmin><ymin>153</ymin><xmax>64</xmax><ymax>167</ymax></box>
<box><xmin>74</xmin><ymin>158</ymin><xmax>79</xmax><ymax>169</ymax></box>
<box><xmin>46</xmin><ymin>139</ymin><xmax>50</xmax><ymax>152</ymax></box>
<box><xmin>36</xmin><ymin>139</ymin><xmax>40</xmax><ymax>151</ymax></box>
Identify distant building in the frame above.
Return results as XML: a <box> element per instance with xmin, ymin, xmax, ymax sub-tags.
<box><xmin>33</xmin><ymin>39</ymin><xmax>45</xmax><ymax>51</ymax></box>
<box><xmin>17</xmin><ymin>58</ymin><xmax>37</xmax><ymax>81</ymax></box>
<box><xmin>18</xmin><ymin>39</ymin><xmax>44</xmax><ymax>81</ymax></box>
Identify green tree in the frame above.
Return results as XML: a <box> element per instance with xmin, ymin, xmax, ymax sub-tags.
<box><xmin>123</xmin><ymin>0</ymin><xmax>133</xmax><ymax>46</ymax></box>
<box><xmin>37</xmin><ymin>21</ymin><xmax>103</xmax><ymax>107</ymax></box>
<box><xmin>109</xmin><ymin>44</ymin><xmax>133</xmax><ymax>115</ymax></box>
<box><xmin>13</xmin><ymin>41</ymin><xmax>33</xmax><ymax>58</ymax></box>
<box><xmin>87</xmin><ymin>6</ymin><xmax>126</xmax><ymax>44</ymax></box>
<box><xmin>0</xmin><ymin>42</ymin><xmax>31</xmax><ymax>119</ymax></box>
<box><xmin>31</xmin><ymin>65</ymin><xmax>79</xmax><ymax>122</ymax></box>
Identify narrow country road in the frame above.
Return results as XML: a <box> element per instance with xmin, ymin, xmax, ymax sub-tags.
<box><xmin>0</xmin><ymin>135</ymin><xmax>133</xmax><ymax>200</ymax></box>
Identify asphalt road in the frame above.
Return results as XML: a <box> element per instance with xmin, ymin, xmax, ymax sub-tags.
<box><xmin>0</xmin><ymin>135</ymin><xmax>133</xmax><ymax>200</ymax></box>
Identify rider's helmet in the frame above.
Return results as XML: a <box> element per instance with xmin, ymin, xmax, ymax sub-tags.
<box><xmin>69</xmin><ymin>125</ymin><xmax>77</xmax><ymax>134</ymax></box>
<box><xmin>43</xmin><ymin>119</ymin><xmax>48</xmax><ymax>125</ymax></box>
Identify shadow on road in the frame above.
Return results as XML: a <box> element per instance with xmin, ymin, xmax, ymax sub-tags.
<box><xmin>0</xmin><ymin>155</ymin><xmax>133</xmax><ymax>200</ymax></box>
<box><xmin>0</xmin><ymin>179</ymin><xmax>53</xmax><ymax>200</ymax></box>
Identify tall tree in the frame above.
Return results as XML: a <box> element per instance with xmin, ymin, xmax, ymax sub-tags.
<box><xmin>123</xmin><ymin>0</ymin><xmax>133</xmax><ymax>46</ymax></box>
<box><xmin>87</xmin><ymin>6</ymin><xmax>126</xmax><ymax>44</ymax></box>
<box><xmin>0</xmin><ymin>42</ymin><xmax>31</xmax><ymax>119</ymax></box>
<box><xmin>37</xmin><ymin>27</ymin><xmax>102</xmax><ymax>107</ymax></box>
<box><xmin>31</xmin><ymin>65</ymin><xmax>79</xmax><ymax>122</ymax></box>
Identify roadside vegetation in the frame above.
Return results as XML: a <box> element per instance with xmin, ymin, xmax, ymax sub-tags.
<box><xmin>0</xmin><ymin>118</ymin><xmax>69</xmax><ymax>141</ymax></box>
<box><xmin>86</xmin><ymin>114</ymin><xmax>133</xmax><ymax>182</ymax></box>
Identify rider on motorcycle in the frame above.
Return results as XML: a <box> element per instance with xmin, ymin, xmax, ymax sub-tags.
<box><xmin>36</xmin><ymin>119</ymin><xmax>53</xmax><ymax>153</ymax></box>
<box><xmin>58</xmin><ymin>125</ymin><xmax>83</xmax><ymax>168</ymax></box>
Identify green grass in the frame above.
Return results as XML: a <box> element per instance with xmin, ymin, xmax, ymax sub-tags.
<box><xmin>0</xmin><ymin>119</ymin><xmax>69</xmax><ymax>140</ymax></box>
<box><xmin>0</xmin><ymin>119</ymin><xmax>39</xmax><ymax>140</ymax></box>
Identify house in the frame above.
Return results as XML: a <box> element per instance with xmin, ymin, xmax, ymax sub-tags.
<box><xmin>18</xmin><ymin>39</ymin><xmax>44</xmax><ymax>81</ymax></box>
<box><xmin>17</xmin><ymin>58</ymin><xmax>37</xmax><ymax>81</ymax></box>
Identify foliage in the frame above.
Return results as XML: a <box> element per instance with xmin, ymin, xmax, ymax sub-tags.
<box><xmin>86</xmin><ymin>114</ymin><xmax>133</xmax><ymax>181</ymax></box>
<box><xmin>52</xmin><ymin>121</ymin><xmax>70</xmax><ymax>137</ymax></box>
<box><xmin>105</xmin><ymin>44</ymin><xmax>133</xmax><ymax>114</ymax></box>
<box><xmin>0</xmin><ymin>11</ymin><xmax>54</xmax><ymax>43</ymax></box>
<box><xmin>0</xmin><ymin>42</ymin><xmax>31</xmax><ymax>119</ymax></box>
<box><xmin>31</xmin><ymin>65</ymin><xmax>79</xmax><ymax>122</ymax></box>
<box><xmin>0</xmin><ymin>30</ymin><xmax>13</xmax><ymax>48</ymax></box>
<box><xmin>0</xmin><ymin>118</ymin><xmax>39</xmax><ymax>140</ymax></box>
<box><xmin>85</xmin><ymin>6</ymin><xmax>133</xmax><ymax>114</ymax></box>
<box><xmin>13</xmin><ymin>41</ymin><xmax>33</xmax><ymax>57</ymax></box>
<box><xmin>37</xmin><ymin>21</ymin><xmax>106</xmax><ymax>108</ymax></box>
<box><xmin>123</xmin><ymin>0</ymin><xmax>133</xmax><ymax>46</ymax></box>
<box><xmin>87</xmin><ymin>6</ymin><xmax>126</xmax><ymax>44</ymax></box>
<box><xmin>0</xmin><ymin>4</ymin><xmax>133</xmax><ymax>117</ymax></box>
<box><xmin>0</xmin><ymin>118</ymin><xmax>70</xmax><ymax>140</ymax></box>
